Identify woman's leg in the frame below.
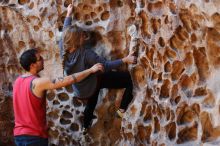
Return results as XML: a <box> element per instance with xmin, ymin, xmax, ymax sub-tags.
<box><xmin>99</xmin><ymin>71</ymin><xmax>133</xmax><ymax>111</ymax></box>
<box><xmin>83</xmin><ymin>89</ymin><xmax>100</xmax><ymax>129</ymax></box>
<box><xmin>83</xmin><ymin>71</ymin><xmax>133</xmax><ymax>129</ymax></box>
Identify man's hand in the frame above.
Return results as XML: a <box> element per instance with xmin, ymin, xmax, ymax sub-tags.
<box><xmin>66</xmin><ymin>4</ymin><xmax>73</xmax><ymax>17</ymax></box>
<box><xmin>122</xmin><ymin>50</ymin><xmax>137</xmax><ymax>64</ymax></box>
<box><xmin>89</xmin><ymin>63</ymin><xmax>104</xmax><ymax>73</ymax></box>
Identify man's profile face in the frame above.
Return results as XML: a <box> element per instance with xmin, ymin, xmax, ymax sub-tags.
<box><xmin>35</xmin><ymin>53</ymin><xmax>44</xmax><ymax>72</ymax></box>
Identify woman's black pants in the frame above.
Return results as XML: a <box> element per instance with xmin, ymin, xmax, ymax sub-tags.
<box><xmin>83</xmin><ymin>71</ymin><xmax>133</xmax><ymax>128</ymax></box>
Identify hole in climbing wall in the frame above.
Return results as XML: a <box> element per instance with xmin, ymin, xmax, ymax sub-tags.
<box><xmin>84</xmin><ymin>14</ymin><xmax>90</xmax><ymax>21</ymax></box>
<box><xmin>91</xmin><ymin>0</ymin><xmax>96</xmax><ymax>4</ymax></box>
<box><xmin>74</xmin><ymin>12</ymin><xmax>81</xmax><ymax>21</ymax></box>
<box><xmin>164</xmin><ymin>61</ymin><xmax>172</xmax><ymax>72</ymax></box>
<box><xmin>60</xmin><ymin>118</ymin><xmax>71</xmax><ymax>125</ymax></box>
<box><xmin>58</xmin><ymin>26</ymin><xmax>63</xmax><ymax>32</ymax></box>
<box><xmin>28</xmin><ymin>2</ymin><xmax>34</xmax><ymax>9</ymax></box>
<box><xmin>53</xmin><ymin>100</ymin><xmax>60</xmax><ymax>105</ymax></box>
<box><xmin>48</xmin><ymin>110</ymin><xmax>59</xmax><ymax>120</ymax></box>
<box><xmin>85</xmin><ymin>21</ymin><xmax>92</xmax><ymax>26</ymax></box>
<box><xmin>117</xmin><ymin>0</ymin><xmax>123</xmax><ymax>7</ymax></box>
<box><xmin>49</xmin><ymin>129</ymin><xmax>59</xmax><ymax>138</ymax></box>
<box><xmin>191</xmin><ymin>33</ymin><xmax>197</xmax><ymax>42</ymax></box>
<box><xmin>70</xmin><ymin>123</ymin><xmax>79</xmax><ymax>131</ymax></box>
<box><xmin>101</xmin><ymin>11</ymin><xmax>110</xmax><ymax>21</ymax></box>
<box><xmin>94</xmin><ymin>18</ymin><xmax>100</xmax><ymax>23</ymax></box>
<box><xmin>159</xmin><ymin>79</ymin><xmax>171</xmax><ymax>98</ymax></box>
<box><xmin>64</xmin><ymin>0</ymin><xmax>71</xmax><ymax>7</ymax></box>
<box><xmin>75</xmin><ymin>110</ymin><xmax>80</xmax><ymax>115</ymax></box>
<box><xmin>47</xmin><ymin>91</ymin><xmax>55</xmax><ymax>101</ymax></box>
<box><xmin>158</xmin><ymin>37</ymin><xmax>165</xmax><ymax>47</ymax></box>
<box><xmin>148</xmin><ymin>1</ymin><xmax>163</xmax><ymax>13</ymax></box>
<box><xmin>165</xmin><ymin>122</ymin><xmax>176</xmax><ymax>140</ymax></box>
<box><xmin>83</xmin><ymin>4</ymin><xmax>93</xmax><ymax>12</ymax></box>
<box><xmin>58</xmin><ymin>93</ymin><xmax>69</xmax><ymax>101</ymax></box>
<box><xmin>62</xmin><ymin>110</ymin><xmax>73</xmax><ymax>118</ymax></box>
<box><xmin>151</xmin><ymin>18</ymin><xmax>161</xmax><ymax>34</ymax></box>
<box><xmin>95</xmin><ymin>6</ymin><xmax>103</xmax><ymax>13</ymax></box>
<box><xmin>1</xmin><ymin>0</ymin><xmax>9</xmax><ymax>4</ymax></box>
<box><xmin>48</xmin><ymin>31</ymin><xmax>54</xmax><ymax>38</ymax></box>
<box><xmin>18</xmin><ymin>41</ymin><xmax>26</xmax><ymax>48</ymax></box>
<box><xmin>193</xmin><ymin>87</ymin><xmax>207</xmax><ymax>97</ymax></box>
<box><xmin>33</xmin><ymin>25</ymin><xmax>39</xmax><ymax>31</ymax></box>
<box><xmin>72</xmin><ymin>98</ymin><xmax>82</xmax><ymax>107</ymax></box>
<box><xmin>90</xmin><ymin>12</ymin><xmax>97</xmax><ymax>19</ymax></box>
<box><xmin>169</xmin><ymin>2</ymin><xmax>176</xmax><ymax>14</ymax></box>
<box><xmin>18</xmin><ymin>0</ymin><xmax>29</xmax><ymax>5</ymax></box>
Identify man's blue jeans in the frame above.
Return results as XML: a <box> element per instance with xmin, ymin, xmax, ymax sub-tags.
<box><xmin>14</xmin><ymin>135</ymin><xmax>48</xmax><ymax>146</ymax></box>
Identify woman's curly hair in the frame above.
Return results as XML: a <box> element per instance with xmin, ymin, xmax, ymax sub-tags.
<box><xmin>61</xmin><ymin>25</ymin><xmax>85</xmax><ymax>72</ymax></box>
<box><xmin>61</xmin><ymin>25</ymin><xmax>102</xmax><ymax>74</ymax></box>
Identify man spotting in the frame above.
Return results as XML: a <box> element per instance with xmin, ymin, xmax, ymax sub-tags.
<box><xmin>13</xmin><ymin>48</ymin><xmax>103</xmax><ymax>146</ymax></box>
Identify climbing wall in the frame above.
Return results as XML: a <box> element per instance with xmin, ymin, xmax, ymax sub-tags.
<box><xmin>1</xmin><ymin>0</ymin><xmax>220</xmax><ymax>145</ymax></box>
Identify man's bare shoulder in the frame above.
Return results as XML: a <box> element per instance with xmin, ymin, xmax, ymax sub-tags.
<box><xmin>32</xmin><ymin>77</ymin><xmax>51</xmax><ymax>86</ymax></box>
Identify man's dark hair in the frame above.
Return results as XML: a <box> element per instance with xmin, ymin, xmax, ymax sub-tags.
<box><xmin>19</xmin><ymin>49</ymin><xmax>38</xmax><ymax>71</ymax></box>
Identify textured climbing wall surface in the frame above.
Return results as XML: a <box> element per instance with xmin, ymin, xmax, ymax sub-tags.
<box><xmin>1</xmin><ymin>0</ymin><xmax>220</xmax><ymax>145</ymax></box>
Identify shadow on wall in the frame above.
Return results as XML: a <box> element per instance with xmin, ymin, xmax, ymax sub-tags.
<box><xmin>0</xmin><ymin>96</ymin><xmax>15</xmax><ymax>146</ymax></box>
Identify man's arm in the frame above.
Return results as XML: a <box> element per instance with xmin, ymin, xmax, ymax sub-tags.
<box><xmin>32</xmin><ymin>63</ymin><xmax>103</xmax><ymax>97</ymax></box>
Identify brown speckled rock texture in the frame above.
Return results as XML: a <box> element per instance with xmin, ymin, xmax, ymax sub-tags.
<box><xmin>1</xmin><ymin>0</ymin><xmax>220</xmax><ymax>145</ymax></box>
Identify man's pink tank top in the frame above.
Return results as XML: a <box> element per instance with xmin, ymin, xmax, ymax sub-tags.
<box><xmin>13</xmin><ymin>75</ymin><xmax>48</xmax><ymax>138</ymax></box>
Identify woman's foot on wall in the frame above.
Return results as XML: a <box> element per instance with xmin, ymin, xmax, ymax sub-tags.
<box><xmin>115</xmin><ymin>109</ymin><xmax>125</xmax><ymax>118</ymax></box>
